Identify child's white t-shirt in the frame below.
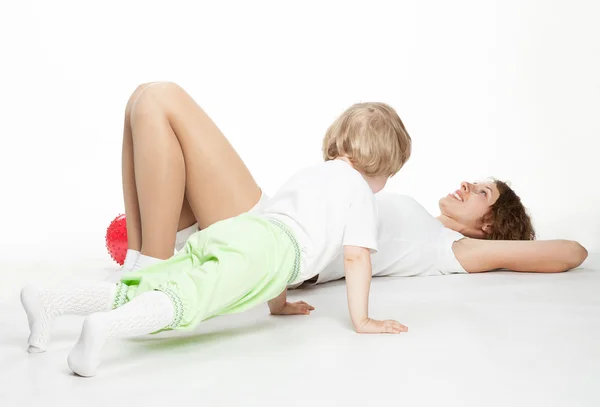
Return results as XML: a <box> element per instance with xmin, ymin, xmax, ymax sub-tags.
<box><xmin>260</xmin><ymin>159</ymin><xmax>378</xmax><ymax>284</ymax></box>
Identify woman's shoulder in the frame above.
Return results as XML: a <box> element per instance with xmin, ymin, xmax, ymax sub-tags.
<box><xmin>375</xmin><ymin>193</ymin><xmax>430</xmax><ymax>214</ymax></box>
<box><xmin>375</xmin><ymin>193</ymin><xmax>447</xmax><ymax>228</ymax></box>
<box><xmin>375</xmin><ymin>193</ymin><xmax>453</xmax><ymax>241</ymax></box>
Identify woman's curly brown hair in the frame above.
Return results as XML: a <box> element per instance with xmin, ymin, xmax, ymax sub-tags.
<box><xmin>483</xmin><ymin>180</ymin><xmax>536</xmax><ymax>241</ymax></box>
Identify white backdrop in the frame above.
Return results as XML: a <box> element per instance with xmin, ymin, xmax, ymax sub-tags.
<box><xmin>1</xmin><ymin>0</ymin><xmax>599</xmax><ymax>262</ymax></box>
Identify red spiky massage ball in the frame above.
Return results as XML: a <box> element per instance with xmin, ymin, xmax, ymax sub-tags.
<box><xmin>106</xmin><ymin>214</ymin><xmax>128</xmax><ymax>265</ymax></box>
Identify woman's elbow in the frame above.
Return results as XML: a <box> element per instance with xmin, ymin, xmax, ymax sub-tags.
<box><xmin>564</xmin><ymin>241</ymin><xmax>588</xmax><ymax>270</ymax></box>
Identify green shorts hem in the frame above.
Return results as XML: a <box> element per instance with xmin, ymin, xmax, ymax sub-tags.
<box><xmin>113</xmin><ymin>282</ymin><xmax>184</xmax><ymax>331</ymax></box>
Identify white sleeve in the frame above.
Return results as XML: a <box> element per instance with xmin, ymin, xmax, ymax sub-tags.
<box><xmin>342</xmin><ymin>188</ymin><xmax>379</xmax><ymax>253</ymax></box>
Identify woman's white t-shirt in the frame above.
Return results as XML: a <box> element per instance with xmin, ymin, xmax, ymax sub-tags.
<box><xmin>305</xmin><ymin>193</ymin><xmax>467</xmax><ymax>285</ymax></box>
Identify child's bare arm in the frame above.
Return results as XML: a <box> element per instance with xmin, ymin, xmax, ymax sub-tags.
<box><xmin>268</xmin><ymin>289</ymin><xmax>314</xmax><ymax>316</ymax></box>
<box><xmin>344</xmin><ymin>245</ymin><xmax>407</xmax><ymax>334</ymax></box>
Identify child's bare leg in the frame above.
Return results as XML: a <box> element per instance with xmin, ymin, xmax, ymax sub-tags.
<box><xmin>67</xmin><ymin>290</ymin><xmax>174</xmax><ymax>377</ymax></box>
<box><xmin>129</xmin><ymin>82</ymin><xmax>263</xmax><ymax>255</ymax></box>
<box><xmin>20</xmin><ymin>282</ymin><xmax>117</xmax><ymax>353</ymax></box>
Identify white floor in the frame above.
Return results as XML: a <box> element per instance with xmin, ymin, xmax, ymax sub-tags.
<box><xmin>1</xmin><ymin>253</ymin><xmax>599</xmax><ymax>407</ymax></box>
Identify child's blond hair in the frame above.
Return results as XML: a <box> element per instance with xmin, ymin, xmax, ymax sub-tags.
<box><xmin>322</xmin><ymin>102</ymin><xmax>411</xmax><ymax>177</ymax></box>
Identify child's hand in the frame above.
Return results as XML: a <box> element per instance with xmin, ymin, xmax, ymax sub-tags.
<box><xmin>270</xmin><ymin>301</ymin><xmax>315</xmax><ymax>316</ymax></box>
<box><xmin>343</xmin><ymin>246</ymin><xmax>406</xmax><ymax>334</ymax></box>
<box><xmin>356</xmin><ymin>318</ymin><xmax>407</xmax><ymax>334</ymax></box>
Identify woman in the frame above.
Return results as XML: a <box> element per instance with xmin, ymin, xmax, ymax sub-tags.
<box><xmin>111</xmin><ymin>81</ymin><xmax>588</xmax><ymax>282</ymax></box>
<box><xmin>296</xmin><ymin>184</ymin><xmax>588</xmax><ymax>288</ymax></box>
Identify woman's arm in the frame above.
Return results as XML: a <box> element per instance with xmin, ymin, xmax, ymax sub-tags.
<box><xmin>452</xmin><ymin>238</ymin><xmax>589</xmax><ymax>273</ymax></box>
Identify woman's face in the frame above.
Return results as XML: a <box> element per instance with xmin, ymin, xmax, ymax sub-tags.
<box><xmin>439</xmin><ymin>181</ymin><xmax>500</xmax><ymax>232</ymax></box>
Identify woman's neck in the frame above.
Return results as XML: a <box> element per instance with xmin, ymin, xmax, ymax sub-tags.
<box><xmin>436</xmin><ymin>214</ymin><xmax>486</xmax><ymax>239</ymax></box>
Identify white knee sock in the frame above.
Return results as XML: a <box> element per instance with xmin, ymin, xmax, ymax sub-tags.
<box><xmin>20</xmin><ymin>282</ymin><xmax>117</xmax><ymax>353</ymax></box>
<box><xmin>67</xmin><ymin>290</ymin><xmax>174</xmax><ymax>377</ymax></box>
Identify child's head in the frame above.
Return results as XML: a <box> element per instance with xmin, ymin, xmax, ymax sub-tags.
<box><xmin>322</xmin><ymin>102</ymin><xmax>411</xmax><ymax>193</ymax></box>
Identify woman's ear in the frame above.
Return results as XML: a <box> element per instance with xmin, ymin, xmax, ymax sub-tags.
<box><xmin>479</xmin><ymin>211</ymin><xmax>494</xmax><ymax>237</ymax></box>
<box><xmin>481</xmin><ymin>222</ymin><xmax>492</xmax><ymax>235</ymax></box>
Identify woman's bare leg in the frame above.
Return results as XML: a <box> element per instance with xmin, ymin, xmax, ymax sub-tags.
<box><xmin>144</xmin><ymin>82</ymin><xmax>262</xmax><ymax>229</ymax></box>
<box><xmin>177</xmin><ymin>197</ymin><xmax>197</xmax><ymax>231</ymax></box>
<box><xmin>128</xmin><ymin>82</ymin><xmax>262</xmax><ymax>258</ymax></box>
<box><xmin>122</xmin><ymin>82</ymin><xmax>196</xmax><ymax>256</ymax></box>
<box><xmin>129</xmin><ymin>84</ymin><xmax>186</xmax><ymax>259</ymax></box>
<box><xmin>121</xmin><ymin>83</ymin><xmax>160</xmax><ymax>252</ymax></box>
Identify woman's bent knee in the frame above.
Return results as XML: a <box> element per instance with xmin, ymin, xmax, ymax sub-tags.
<box><xmin>131</xmin><ymin>82</ymin><xmax>188</xmax><ymax>119</ymax></box>
<box><xmin>126</xmin><ymin>81</ymin><xmax>178</xmax><ymax>114</ymax></box>
<box><xmin>125</xmin><ymin>82</ymin><xmax>155</xmax><ymax>116</ymax></box>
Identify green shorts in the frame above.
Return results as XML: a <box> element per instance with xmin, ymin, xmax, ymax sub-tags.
<box><xmin>114</xmin><ymin>213</ymin><xmax>300</xmax><ymax>332</ymax></box>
